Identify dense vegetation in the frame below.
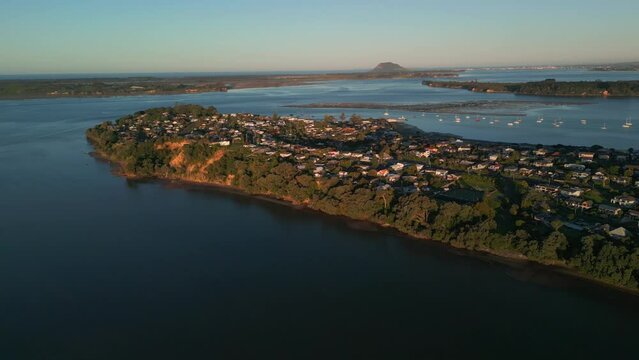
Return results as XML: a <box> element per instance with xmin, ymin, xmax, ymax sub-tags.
<box><xmin>425</xmin><ymin>79</ymin><xmax>639</xmax><ymax>97</ymax></box>
<box><xmin>87</xmin><ymin>105</ymin><xmax>639</xmax><ymax>291</ymax></box>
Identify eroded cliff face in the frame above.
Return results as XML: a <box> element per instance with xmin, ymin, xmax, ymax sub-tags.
<box><xmin>158</xmin><ymin>140</ymin><xmax>229</xmax><ymax>183</ymax></box>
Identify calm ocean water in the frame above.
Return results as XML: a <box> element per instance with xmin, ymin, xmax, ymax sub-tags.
<box><xmin>1</xmin><ymin>70</ymin><xmax>638</xmax><ymax>358</ymax></box>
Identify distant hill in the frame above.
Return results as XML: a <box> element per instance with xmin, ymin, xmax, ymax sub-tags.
<box><xmin>371</xmin><ymin>62</ymin><xmax>407</xmax><ymax>73</ymax></box>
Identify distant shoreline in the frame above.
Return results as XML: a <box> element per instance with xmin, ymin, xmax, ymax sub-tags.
<box><xmin>0</xmin><ymin>69</ymin><xmax>461</xmax><ymax>100</ymax></box>
<box><xmin>288</xmin><ymin>100</ymin><xmax>589</xmax><ymax>117</ymax></box>
<box><xmin>425</xmin><ymin>79</ymin><xmax>639</xmax><ymax>97</ymax></box>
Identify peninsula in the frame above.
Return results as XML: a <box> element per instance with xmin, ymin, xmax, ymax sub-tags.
<box><xmin>0</xmin><ymin>63</ymin><xmax>459</xmax><ymax>99</ymax></box>
<box><xmin>87</xmin><ymin>105</ymin><xmax>639</xmax><ymax>292</ymax></box>
<box><xmin>425</xmin><ymin>79</ymin><xmax>639</xmax><ymax>97</ymax></box>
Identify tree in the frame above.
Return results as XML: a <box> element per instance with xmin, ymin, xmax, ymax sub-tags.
<box><xmin>541</xmin><ymin>231</ymin><xmax>568</xmax><ymax>260</ymax></box>
<box><xmin>550</xmin><ymin>219</ymin><xmax>563</xmax><ymax>231</ymax></box>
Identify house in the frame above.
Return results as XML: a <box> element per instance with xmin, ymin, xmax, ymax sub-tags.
<box><xmin>533</xmin><ymin>160</ymin><xmax>554</xmax><ymax>168</ymax></box>
<box><xmin>628</xmin><ymin>210</ymin><xmax>639</xmax><ymax>220</ymax></box>
<box><xmin>535</xmin><ymin>148</ymin><xmax>548</xmax><ymax>156</ymax></box>
<box><xmin>519</xmin><ymin>168</ymin><xmax>533</xmax><ymax>176</ymax></box>
<box><xmin>611</xmin><ymin>195</ymin><xmax>636</xmax><ymax>207</ymax></box>
<box><xmin>565</xmin><ymin>198</ymin><xmax>593</xmax><ymax>210</ymax></box>
<box><xmin>390</xmin><ymin>163</ymin><xmax>405</xmax><ymax>172</ymax></box>
<box><xmin>535</xmin><ymin>184</ymin><xmax>560</xmax><ymax>194</ymax></box>
<box><xmin>598</xmin><ymin>204</ymin><xmax>623</xmax><ymax>217</ymax></box>
<box><xmin>564</xmin><ymin>163</ymin><xmax>586</xmax><ymax>171</ymax></box>
<box><xmin>608</xmin><ymin>227</ymin><xmax>631</xmax><ymax>239</ymax></box>
<box><xmin>579</xmin><ymin>152</ymin><xmax>595</xmax><ymax>161</ymax></box>
<box><xmin>572</xmin><ymin>172</ymin><xmax>590</xmax><ymax>179</ymax></box>
<box><xmin>376</xmin><ymin>169</ymin><xmax>390</xmax><ymax>177</ymax></box>
<box><xmin>591</xmin><ymin>172</ymin><xmax>608</xmax><ymax>182</ymax></box>
<box><xmin>387</xmin><ymin>174</ymin><xmax>401</xmax><ymax>183</ymax></box>
<box><xmin>560</xmin><ymin>187</ymin><xmax>584</xmax><ymax>197</ymax></box>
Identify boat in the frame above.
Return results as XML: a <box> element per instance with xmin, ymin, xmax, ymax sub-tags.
<box><xmin>383</xmin><ymin>110</ymin><xmax>389</xmax><ymax>116</ymax></box>
<box><xmin>580</xmin><ymin>119</ymin><xmax>587</xmax><ymax>125</ymax></box>
<box><xmin>455</xmin><ymin>115</ymin><xmax>461</xmax><ymax>123</ymax></box>
<box><xmin>507</xmin><ymin>122</ymin><xmax>514</xmax><ymax>126</ymax></box>
<box><xmin>553</xmin><ymin>120</ymin><xmax>561</xmax><ymax>128</ymax></box>
<box><xmin>536</xmin><ymin>116</ymin><xmax>544</xmax><ymax>124</ymax></box>
<box><xmin>398</xmin><ymin>115</ymin><xmax>406</xmax><ymax>121</ymax></box>
<box><xmin>422</xmin><ymin>112</ymin><xmax>426</xmax><ymax>117</ymax></box>
<box><xmin>489</xmin><ymin>121</ymin><xmax>495</xmax><ymax>125</ymax></box>
<box><xmin>622</xmin><ymin>117</ymin><xmax>632</xmax><ymax>128</ymax></box>
<box><xmin>601</xmin><ymin>122</ymin><xmax>608</xmax><ymax>130</ymax></box>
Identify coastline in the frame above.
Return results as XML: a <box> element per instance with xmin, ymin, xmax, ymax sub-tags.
<box><xmin>0</xmin><ymin>70</ymin><xmax>461</xmax><ymax>100</ymax></box>
<box><xmin>89</xmin><ymin>147</ymin><xmax>639</xmax><ymax>297</ymax></box>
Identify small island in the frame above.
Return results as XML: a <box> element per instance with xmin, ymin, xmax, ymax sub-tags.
<box><xmin>425</xmin><ymin>78</ymin><xmax>639</xmax><ymax>97</ymax></box>
<box><xmin>87</xmin><ymin>105</ymin><xmax>639</xmax><ymax>292</ymax></box>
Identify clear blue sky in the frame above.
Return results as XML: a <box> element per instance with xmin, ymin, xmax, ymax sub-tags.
<box><xmin>1</xmin><ymin>0</ymin><xmax>638</xmax><ymax>74</ymax></box>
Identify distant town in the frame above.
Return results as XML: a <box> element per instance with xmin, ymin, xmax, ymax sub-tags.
<box><xmin>87</xmin><ymin>105</ymin><xmax>639</xmax><ymax>291</ymax></box>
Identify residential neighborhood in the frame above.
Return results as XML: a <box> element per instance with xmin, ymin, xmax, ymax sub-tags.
<box><xmin>101</xmin><ymin>106</ymin><xmax>639</xmax><ymax>242</ymax></box>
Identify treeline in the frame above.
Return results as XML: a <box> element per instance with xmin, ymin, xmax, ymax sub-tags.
<box><xmin>425</xmin><ymin>79</ymin><xmax>639</xmax><ymax>97</ymax></box>
<box><xmin>87</xmin><ymin>106</ymin><xmax>639</xmax><ymax>291</ymax></box>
